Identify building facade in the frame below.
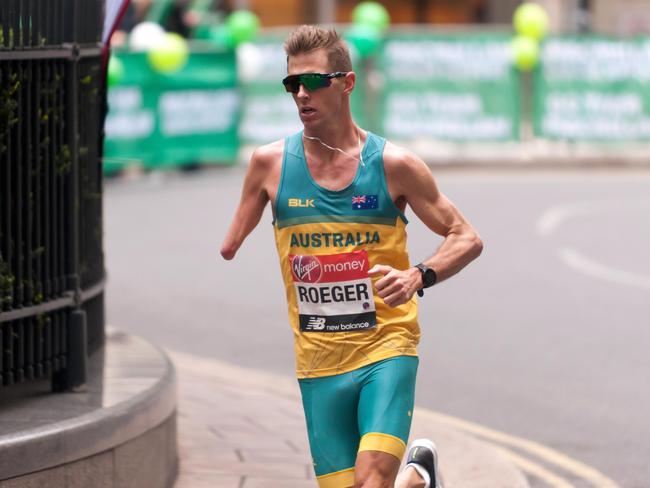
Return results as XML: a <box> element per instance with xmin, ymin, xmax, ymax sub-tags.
<box><xmin>232</xmin><ymin>0</ymin><xmax>650</xmax><ymax>35</ymax></box>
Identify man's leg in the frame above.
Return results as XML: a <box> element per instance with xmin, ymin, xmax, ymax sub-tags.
<box><xmin>354</xmin><ymin>450</ymin><xmax>401</xmax><ymax>488</ymax></box>
<box><xmin>354</xmin><ymin>356</ymin><xmax>420</xmax><ymax>487</ymax></box>
<box><xmin>298</xmin><ymin>372</ymin><xmax>362</xmax><ymax>488</ymax></box>
<box><xmin>354</xmin><ymin>440</ymin><xmax>441</xmax><ymax>488</ymax></box>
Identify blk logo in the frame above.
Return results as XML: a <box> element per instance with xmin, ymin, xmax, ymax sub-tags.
<box><xmin>288</xmin><ymin>198</ymin><xmax>315</xmax><ymax>208</ymax></box>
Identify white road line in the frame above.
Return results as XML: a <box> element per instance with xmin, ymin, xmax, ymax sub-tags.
<box><xmin>559</xmin><ymin>247</ymin><xmax>650</xmax><ymax>291</ymax></box>
<box><xmin>419</xmin><ymin>410</ymin><xmax>621</xmax><ymax>488</ymax></box>
<box><xmin>536</xmin><ymin>201</ymin><xmax>600</xmax><ymax>236</ymax></box>
<box><xmin>536</xmin><ymin>199</ymin><xmax>650</xmax><ymax>237</ymax></box>
<box><xmin>537</xmin><ymin>198</ymin><xmax>650</xmax><ymax>291</ymax></box>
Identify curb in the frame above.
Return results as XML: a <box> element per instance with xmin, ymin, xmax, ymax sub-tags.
<box><xmin>0</xmin><ymin>329</ymin><xmax>178</xmax><ymax>487</ymax></box>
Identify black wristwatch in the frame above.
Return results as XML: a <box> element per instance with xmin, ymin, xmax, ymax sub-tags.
<box><xmin>415</xmin><ymin>263</ymin><xmax>437</xmax><ymax>297</ymax></box>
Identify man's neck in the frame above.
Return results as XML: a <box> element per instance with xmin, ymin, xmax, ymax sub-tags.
<box><xmin>303</xmin><ymin>118</ymin><xmax>361</xmax><ymax>160</ymax></box>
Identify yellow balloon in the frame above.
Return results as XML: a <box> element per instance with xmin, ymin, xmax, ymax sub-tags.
<box><xmin>148</xmin><ymin>33</ymin><xmax>189</xmax><ymax>74</ymax></box>
<box><xmin>513</xmin><ymin>2</ymin><xmax>549</xmax><ymax>40</ymax></box>
<box><xmin>512</xmin><ymin>36</ymin><xmax>540</xmax><ymax>71</ymax></box>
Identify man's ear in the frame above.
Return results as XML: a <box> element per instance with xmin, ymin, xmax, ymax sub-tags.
<box><xmin>343</xmin><ymin>71</ymin><xmax>356</xmax><ymax>95</ymax></box>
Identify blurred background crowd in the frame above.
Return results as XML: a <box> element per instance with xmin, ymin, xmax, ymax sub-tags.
<box><xmin>103</xmin><ymin>0</ymin><xmax>650</xmax><ymax>174</ymax></box>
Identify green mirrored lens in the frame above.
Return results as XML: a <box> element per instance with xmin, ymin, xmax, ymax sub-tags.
<box><xmin>282</xmin><ymin>77</ymin><xmax>299</xmax><ymax>92</ymax></box>
<box><xmin>300</xmin><ymin>74</ymin><xmax>330</xmax><ymax>91</ymax></box>
<box><xmin>282</xmin><ymin>73</ymin><xmax>340</xmax><ymax>93</ymax></box>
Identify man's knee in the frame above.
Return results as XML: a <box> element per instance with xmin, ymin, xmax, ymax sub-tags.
<box><xmin>354</xmin><ymin>450</ymin><xmax>400</xmax><ymax>488</ymax></box>
<box><xmin>354</xmin><ymin>473</ymin><xmax>394</xmax><ymax>488</ymax></box>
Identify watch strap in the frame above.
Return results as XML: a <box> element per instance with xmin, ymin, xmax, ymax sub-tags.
<box><xmin>415</xmin><ymin>263</ymin><xmax>437</xmax><ymax>295</ymax></box>
<box><xmin>415</xmin><ymin>263</ymin><xmax>427</xmax><ymax>297</ymax></box>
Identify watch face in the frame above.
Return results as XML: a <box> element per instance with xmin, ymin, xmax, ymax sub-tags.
<box><xmin>423</xmin><ymin>268</ymin><xmax>436</xmax><ymax>287</ymax></box>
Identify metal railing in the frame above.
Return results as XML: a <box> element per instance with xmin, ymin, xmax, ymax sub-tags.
<box><xmin>0</xmin><ymin>0</ymin><xmax>105</xmax><ymax>392</ymax></box>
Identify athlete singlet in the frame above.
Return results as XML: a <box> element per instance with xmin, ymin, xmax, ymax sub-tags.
<box><xmin>273</xmin><ymin>131</ymin><xmax>420</xmax><ymax>379</ymax></box>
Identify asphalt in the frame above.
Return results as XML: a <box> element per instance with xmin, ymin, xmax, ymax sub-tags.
<box><xmin>169</xmin><ymin>349</ymin><xmax>530</xmax><ymax>488</ymax></box>
<box><xmin>104</xmin><ymin>166</ymin><xmax>649</xmax><ymax>487</ymax></box>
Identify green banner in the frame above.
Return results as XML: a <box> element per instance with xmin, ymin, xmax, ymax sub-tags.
<box><xmin>378</xmin><ymin>33</ymin><xmax>520</xmax><ymax>141</ymax></box>
<box><xmin>238</xmin><ymin>37</ymin><xmax>302</xmax><ymax>144</ymax></box>
<box><xmin>534</xmin><ymin>36</ymin><xmax>650</xmax><ymax>141</ymax></box>
<box><xmin>104</xmin><ymin>47</ymin><xmax>239</xmax><ymax>172</ymax></box>
<box><xmin>239</xmin><ymin>35</ymin><xmax>369</xmax><ymax>145</ymax></box>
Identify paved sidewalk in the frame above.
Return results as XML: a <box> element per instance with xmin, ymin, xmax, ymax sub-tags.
<box><xmin>169</xmin><ymin>350</ymin><xmax>529</xmax><ymax>488</ymax></box>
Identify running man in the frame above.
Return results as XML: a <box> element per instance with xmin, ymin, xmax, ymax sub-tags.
<box><xmin>221</xmin><ymin>25</ymin><xmax>482</xmax><ymax>488</ymax></box>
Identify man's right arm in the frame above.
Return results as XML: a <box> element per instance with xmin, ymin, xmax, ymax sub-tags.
<box><xmin>220</xmin><ymin>144</ymin><xmax>280</xmax><ymax>260</ymax></box>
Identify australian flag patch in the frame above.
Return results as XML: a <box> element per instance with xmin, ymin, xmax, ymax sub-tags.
<box><xmin>352</xmin><ymin>194</ymin><xmax>378</xmax><ymax>210</ymax></box>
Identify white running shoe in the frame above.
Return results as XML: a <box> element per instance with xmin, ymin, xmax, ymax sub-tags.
<box><xmin>405</xmin><ymin>438</ymin><xmax>443</xmax><ymax>488</ymax></box>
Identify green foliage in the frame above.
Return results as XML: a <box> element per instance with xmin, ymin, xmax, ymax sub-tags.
<box><xmin>0</xmin><ymin>73</ymin><xmax>21</xmax><ymax>155</ymax></box>
<box><xmin>36</xmin><ymin>312</ymin><xmax>51</xmax><ymax>328</ymax></box>
<box><xmin>55</xmin><ymin>145</ymin><xmax>72</xmax><ymax>174</ymax></box>
<box><xmin>21</xmin><ymin>278</ymin><xmax>34</xmax><ymax>299</ymax></box>
<box><xmin>0</xmin><ymin>257</ymin><xmax>15</xmax><ymax>306</ymax></box>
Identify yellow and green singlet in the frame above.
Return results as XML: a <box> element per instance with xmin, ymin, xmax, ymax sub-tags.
<box><xmin>273</xmin><ymin>131</ymin><xmax>420</xmax><ymax>379</ymax></box>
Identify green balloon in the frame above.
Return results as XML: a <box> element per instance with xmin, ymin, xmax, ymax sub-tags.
<box><xmin>148</xmin><ymin>32</ymin><xmax>189</xmax><ymax>74</ymax></box>
<box><xmin>513</xmin><ymin>2</ymin><xmax>549</xmax><ymax>40</ymax></box>
<box><xmin>345</xmin><ymin>25</ymin><xmax>382</xmax><ymax>58</ymax></box>
<box><xmin>226</xmin><ymin>10</ymin><xmax>260</xmax><ymax>46</ymax></box>
<box><xmin>352</xmin><ymin>2</ymin><xmax>390</xmax><ymax>31</ymax></box>
<box><xmin>107</xmin><ymin>55</ymin><xmax>124</xmax><ymax>87</ymax></box>
<box><xmin>512</xmin><ymin>36</ymin><xmax>540</xmax><ymax>71</ymax></box>
<box><xmin>208</xmin><ymin>25</ymin><xmax>235</xmax><ymax>49</ymax></box>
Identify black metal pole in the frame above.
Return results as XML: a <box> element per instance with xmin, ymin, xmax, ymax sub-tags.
<box><xmin>55</xmin><ymin>40</ymin><xmax>88</xmax><ymax>392</ymax></box>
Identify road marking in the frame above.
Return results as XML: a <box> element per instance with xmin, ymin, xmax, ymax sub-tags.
<box><xmin>536</xmin><ymin>198</ymin><xmax>650</xmax><ymax>237</ymax></box>
<box><xmin>490</xmin><ymin>444</ymin><xmax>575</xmax><ymax>488</ymax></box>
<box><xmin>537</xmin><ymin>201</ymin><xmax>599</xmax><ymax>236</ymax></box>
<box><xmin>537</xmin><ymin>198</ymin><xmax>650</xmax><ymax>291</ymax></box>
<box><xmin>421</xmin><ymin>410</ymin><xmax>621</xmax><ymax>488</ymax></box>
<box><xmin>559</xmin><ymin>247</ymin><xmax>650</xmax><ymax>291</ymax></box>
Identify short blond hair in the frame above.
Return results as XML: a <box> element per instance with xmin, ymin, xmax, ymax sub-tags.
<box><xmin>283</xmin><ymin>25</ymin><xmax>352</xmax><ymax>72</ymax></box>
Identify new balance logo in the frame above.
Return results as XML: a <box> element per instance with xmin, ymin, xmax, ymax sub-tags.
<box><xmin>306</xmin><ymin>316</ymin><xmax>326</xmax><ymax>330</ymax></box>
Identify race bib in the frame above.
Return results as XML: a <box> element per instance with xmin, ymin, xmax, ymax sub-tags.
<box><xmin>290</xmin><ymin>250</ymin><xmax>377</xmax><ymax>333</ymax></box>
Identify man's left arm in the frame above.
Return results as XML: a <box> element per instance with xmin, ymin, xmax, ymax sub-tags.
<box><xmin>369</xmin><ymin>148</ymin><xmax>483</xmax><ymax>307</ymax></box>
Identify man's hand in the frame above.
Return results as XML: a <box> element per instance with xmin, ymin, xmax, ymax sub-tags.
<box><xmin>368</xmin><ymin>265</ymin><xmax>422</xmax><ymax>308</ymax></box>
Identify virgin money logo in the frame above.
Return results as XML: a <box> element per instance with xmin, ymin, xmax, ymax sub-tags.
<box><xmin>291</xmin><ymin>255</ymin><xmax>322</xmax><ymax>283</ymax></box>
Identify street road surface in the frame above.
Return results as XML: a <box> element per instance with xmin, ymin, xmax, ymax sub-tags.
<box><xmin>105</xmin><ymin>166</ymin><xmax>650</xmax><ymax>488</ymax></box>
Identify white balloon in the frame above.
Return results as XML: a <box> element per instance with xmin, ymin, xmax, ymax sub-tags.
<box><xmin>129</xmin><ymin>22</ymin><xmax>166</xmax><ymax>52</ymax></box>
<box><xmin>236</xmin><ymin>43</ymin><xmax>262</xmax><ymax>83</ymax></box>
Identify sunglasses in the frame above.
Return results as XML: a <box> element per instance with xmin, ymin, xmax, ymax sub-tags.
<box><xmin>282</xmin><ymin>72</ymin><xmax>348</xmax><ymax>93</ymax></box>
